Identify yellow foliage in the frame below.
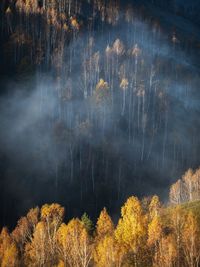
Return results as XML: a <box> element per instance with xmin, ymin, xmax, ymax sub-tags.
<box><xmin>57</xmin><ymin>219</ymin><xmax>92</xmax><ymax>266</ymax></box>
<box><xmin>2</xmin><ymin>243</ymin><xmax>19</xmax><ymax>267</ymax></box>
<box><xmin>94</xmin><ymin>235</ymin><xmax>116</xmax><ymax>267</ymax></box>
<box><xmin>115</xmin><ymin>196</ymin><xmax>146</xmax><ymax>253</ymax></box>
<box><xmin>120</xmin><ymin>78</ymin><xmax>129</xmax><ymax>90</ymax></box>
<box><xmin>57</xmin><ymin>223</ymin><xmax>68</xmax><ymax>247</ymax></box>
<box><xmin>182</xmin><ymin>212</ymin><xmax>200</xmax><ymax>265</ymax></box>
<box><xmin>27</xmin><ymin>207</ymin><xmax>39</xmax><ymax>227</ymax></box>
<box><xmin>96</xmin><ymin>208</ymin><xmax>114</xmax><ymax>239</ymax></box>
<box><xmin>170</xmin><ymin>204</ymin><xmax>185</xmax><ymax>227</ymax></box>
<box><xmin>95</xmin><ymin>79</ymin><xmax>110</xmax><ymax>104</ymax></box>
<box><xmin>149</xmin><ymin>195</ymin><xmax>161</xmax><ymax>218</ymax></box>
<box><xmin>158</xmin><ymin>235</ymin><xmax>177</xmax><ymax>267</ymax></box>
<box><xmin>12</xmin><ymin>217</ymin><xmax>29</xmax><ymax>249</ymax></box>
<box><xmin>63</xmin><ymin>23</ymin><xmax>69</xmax><ymax>31</ymax></box>
<box><xmin>41</xmin><ymin>203</ymin><xmax>64</xmax><ymax>224</ymax></box>
<box><xmin>147</xmin><ymin>215</ymin><xmax>162</xmax><ymax>246</ymax></box>
<box><xmin>0</xmin><ymin>227</ymin><xmax>13</xmax><ymax>262</ymax></box>
<box><xmin>183</xmin><ymin>212</ymin><xmax>199</xmax><ymax>242</ymax></box>
<box><xmin>71</xmin><ymin>17</ymin><xmax>79</xmax><ymax>30</ymax></box>
<box><xmin>24</xmin><ymin>221</ymin><xmax>48</xmax><ymax>266</ymax></box>
<box><xmin>2</xmin><ymin>195</ymin><xmax>200</xmax><ymax>267</ymax></box>
<box><xmin>96</xmin><ymin>79</ymin><xmax>109</xmax><ymax>91</ymax></box>
<box><xmin>56</xmin><ymin>259</ymin><xmax>65</xmax><ymax>267</ymax></box>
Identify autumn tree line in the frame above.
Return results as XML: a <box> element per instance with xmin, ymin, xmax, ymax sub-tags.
<box><xmin>0</xmin><ymin>168</ymin><xmax>200</xmax><ymax>267</ymax></box>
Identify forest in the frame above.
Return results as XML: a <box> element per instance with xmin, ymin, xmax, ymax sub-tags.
<box><xmin>1</xmin><ymin>167</ymin><xmax>200</xmax><ymax>266</ymax></box>
<box><xmin>0</xmin><ymin>0</ymin><xmax>200</xmax><ymax>265</ymax></box>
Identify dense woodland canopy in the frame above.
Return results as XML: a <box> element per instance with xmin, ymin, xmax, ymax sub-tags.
<box><xmin>1</xmin><ymin>168</ymin><xmax>200</xmax><ymax>266</ymax></box>
<box><xmin>0</xmin><ymin>0</ymin><xmax>200</xmax><ymax>232</ymax></box>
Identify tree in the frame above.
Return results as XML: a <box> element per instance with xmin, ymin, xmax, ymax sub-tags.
<box><xmin>182</xmin><ymin>168</ymin><xmax>194</xmax><ymax>202</ymax></box>
<box><xmin>12</xmin><ymin>207</ymin><xmax>39</xmax><ymax>255</ymax></box>
<box><xmin>120</xmin><ymin>78</ymin><xmax>129</xmax><ymax>115</ymax></box>
<box><xmin>0</xmin><ymin>227</ymin><xmax>19</xmax><ymax>266</ymax></box>
<box><xmin>94</xmin><ymin>79</ymin><xmax>110</xmax><ymax>105</ymax></box>
<box><xmin>112</xmin><ymin>39</ymin><xmax>125</xmax><ymax>56</ymax></box>
<box><xmin>149</xmin><ymin>195</ymin><xmax>161</xmax><ymax>219</ymax></box>
<box><xmin>1</xmin><ymin>243</ymin><xmax>19</xmax><ymax>267</ymax></box>
<box><xmin>94</xmin><ymin>208</ymin><xmax>118</xmax><ymax>266</ymax></box>
<box><xmin>56</xmin><ymin>223</ymin><xmax>69</xmax><ymax>266</ymax></box>
<box><xmin>0</xmin><ymin>227</ymin><xmax>10</xmax><ymax>262</ymax></box>
<box><xmin>94</xmin><ymin>235</ymin><xmax>116</xmax><ymax>267</ymax></box>
<box><xmin>148</xmin><ymin>196</ymin><xmax>162</xmax><ymax>265</ymax></box>
<box><xmin>115</xmin><ymin>196</ymin><xmax>146</xmax><ymax>267</ymax></box>
<box><xmin>68</xmin><ymin>218</ymin><xmax>92</xmax><ymax>267</ymax></box>
<box><xmin>170</xmin><ymin>168</ymin><xmax>200</xmax><ymax>204</ymax></box>
<box><xmin>70</xmin><ymin>16</ymin><xmax>79</xmax><ymax>30</ymax></box>
<box><xmin>182</xmin><ymin>212</ymin><xmax>200</xmax><ymax>267</ymax></box>
<box><xmin>94</xmin><ymin>234</ymin><xmax>126</xmax><ymax>267</ymax></box>
<box><xmin>193</xmin><ymin>168</ymin><xmax>200</xmax><ymax>200</ymax></box>
<box><xmin>41</xmin><ymin>203</ymin><xmax>65</xmax><ymax>225</ymax></box>
<box><xmin>24</xmin><ymin>204</ymin><xmax>64</xmax><ymax>266</ymax></box>
<box><xmin>148</xmin><ymin>215</ymin><xmax>163</xmax><ymax>265</ymax></box>
<box><xmin>170</xmin><ymin>205</ymin><xmax>185</xmax><ymax>267</ymax></box>
<box><xmin>158</xmin><ymin>234</ymin><xmax>177</xmax><ymax>267</ymax></box>
<box><xmin>169</xmin><ymin>179</ymin><xmax>183</xmax><ymax>204</ymax></box>
<box><xmin>24</xmin><ymin>221</ymin><xmax>49</xmax><ymax>267</ymax></box>
<box><xmin>41</xmin><ymin>203</ymin><xmax>65</xmax><ymax>261</ymax></box>
<box><xmin>96</xmin><ymin>208</ymin><xmax>114</xmax><ymax>239</ymax></box>
<box><xmin>12</xmin><ymin>217</ymin><xmax>30</xmax><ymax>256</ymax></box>
<box><xmin>81</xmin><ymin>213</ymin><xmax>94</xmax><ymax>234</ymax></box>
<box><xmin>57</xmin><ymin>219</ymin><xmax>92</xmax><ymax>267</ymax></box>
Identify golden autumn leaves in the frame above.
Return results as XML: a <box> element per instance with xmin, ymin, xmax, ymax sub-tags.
<box><xmin>0</xmin><ymin>228</ymin><xmax>19</xmax><ymax>267</ymax></box>
<box><xmin>1</xmin><ymin>194</ymin><xmax>200</xmax><ymax>267</ymax></box>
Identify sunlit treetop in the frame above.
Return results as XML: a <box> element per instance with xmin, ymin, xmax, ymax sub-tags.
<box><xmin>96</xmin><ymin>79</ymin><xmax>109</xmax><ymax>91</ymax></box>
<box><xmin>96</xmin><ymin>207</ymin><xmax>114</xmax><ymax>238</ymax></box>
<box><xmin>70</xmin><ymin>17</ymin><xmax>80</xmax><ymax>31</ymax></box>
<box><xmin>131</xmin><ymin>44</ymin><xmax>141</xmax><ymax>57</ymax></box>
<box><xmin>120</xmin><ymin>78</ymin><xmax>129</xmax><ymax>90</ymax></box>
<box><xmin>41</xmin><ymin>203</ymin><xmax>65</xmax><ymax>224</ymax></box>
<box><xmin>112</xmin><ymin>39</ymin><xmax>125</xmax><ymax>56</ymax></box>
